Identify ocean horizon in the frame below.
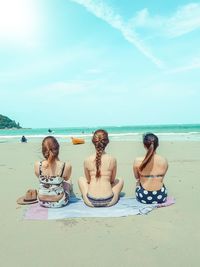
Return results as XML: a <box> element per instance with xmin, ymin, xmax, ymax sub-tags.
<box><xmin>1</xmin><ymin>124</ymin><xmax>200</xmax><ymax>142</ymax></box>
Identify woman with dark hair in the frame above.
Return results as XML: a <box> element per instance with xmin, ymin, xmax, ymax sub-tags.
<box><xmin>78</xmin><ymin>129</ymin><xmax>124</xmax><ymax>207</ymax></box>
<box><xmin>133</xmin><ymin>133</ymin><xmax>168</xmax><ymax>204</ymax></box>
<box><xmin>34</xmin><ymin>136</ymin><xmax>72</xmax><ymax>208</ymax></box>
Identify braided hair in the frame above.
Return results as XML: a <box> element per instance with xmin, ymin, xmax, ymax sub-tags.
<box><xmin>42</xmin><ymin>136</ymin><xmax>59</xmax><ymax>166</ymax></box>
<box><xmin>139</xmin><ymin>133</ymin><xmax>159</xmax><ymax>172</ymax></box>
<box><xmin>92</xmin><ymin>129</ymin><xmax>109</xmax><ymax>178</ymax></box>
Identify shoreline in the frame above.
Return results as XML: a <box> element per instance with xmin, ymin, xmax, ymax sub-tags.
<box><xmin>1</xmin><ymin>132</ymin><xmax>200</xmax><ymax>143</ymax></box>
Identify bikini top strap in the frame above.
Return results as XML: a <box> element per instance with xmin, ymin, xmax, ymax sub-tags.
<box><xmin>39</xmin><ymin>161</ymin><xmax>42</xmax><ymax>176</ymax></box>
<box><xmin>140</xmin><ymin>174</ymin><xmax>164</xmax><ymax>178</ymax></box>
<box><xmin>60</xmin><ymin>162</ymin><xmax>66</xmax><ymax>178</ymax></box>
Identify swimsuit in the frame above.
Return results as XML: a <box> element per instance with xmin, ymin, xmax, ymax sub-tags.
<box><xmin>38</xmin><ymin>161</ymin><xmax>69</xmax><ymax>208</ymax></box>
<box><xmin>136</xmin><ymin>174</ymin><xmax>167</xmax><ymax>204</ymax></box>
<box><xmin>87</xmin><ymin>193</ymin><xmax>114</xmax><ymax>207</ymax></box>
<box><xmin>39</xmin><ymin>192</ymin><xmax>69</xmax><ymax>208</ymax></box>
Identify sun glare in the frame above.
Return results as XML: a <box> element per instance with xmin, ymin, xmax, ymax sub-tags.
<box><xmin>0</xmin><ymin>0</ymin><xmax>39</xmax><ymax>45</ymax></box>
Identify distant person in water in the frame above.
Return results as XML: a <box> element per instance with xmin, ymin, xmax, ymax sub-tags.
<box><xmin>34</xmin><ymin>136</ymin><xmax>72</xmax><ymax>208</ymax></box>
<box><xmin>48</xmin><ymin>129</ymin><xmax>52</xmax><ymax>133</ymax></box>
<box><xmin>78</xmin><ymin>129</ymin><xmax>124</xmax><ymax>207</ymax></box>
<box><xmin>133</xmin><ymin>133</ymin><xmax>168</xmax><ymax>204</ymax></box>
<box><xmin>21</xmin><ymin>136</ymin><xmax>27</xmax><ymax>143</ymax></box>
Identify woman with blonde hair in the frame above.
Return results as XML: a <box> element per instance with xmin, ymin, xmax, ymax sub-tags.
<box><xmin>34</xmin><ymin>136</ymin><xmax>72</xmax><ymax>208</ymax></box>
<box><xmin>133</xmin><ymin>133</ymin><xmax>168</xmax><ymax>204</ymax></box>
<box><xmin>78</xmin><ymin>129</ymin><xmax>124</xmax><ymax>207</ymax></box>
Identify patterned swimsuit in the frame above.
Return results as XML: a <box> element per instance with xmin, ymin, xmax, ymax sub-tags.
<box><xmin>38</xmin><ymin>161</ymin><xmax>69</xmax><ymax>208</ymax></box>
<box><xmin>136</xmin><ymin>174</ymin><xmax>167</xmax><ymax>204</ymax></box>
<box><xmin>136</xmin><ymin>184</ymin><xmax>167</xmax><ymax>204</ymax></box>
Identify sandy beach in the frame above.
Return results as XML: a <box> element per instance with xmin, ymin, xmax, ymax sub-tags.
<box><xmin>0</xmin><ymin>140</ymin><xmax>200</xmax><ymax>267</ymax></box>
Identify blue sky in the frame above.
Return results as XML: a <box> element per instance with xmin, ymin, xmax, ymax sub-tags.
<box><xmin>0</xmin><ymin>0</ymin><xmax>200</xmax><ymax>128</ymax></box>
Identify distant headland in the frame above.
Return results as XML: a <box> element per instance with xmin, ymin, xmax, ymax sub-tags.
<box><xmin>0</xmin><ymin>114</ymin><xmax>21</xmax><ymax>129</ymax></box>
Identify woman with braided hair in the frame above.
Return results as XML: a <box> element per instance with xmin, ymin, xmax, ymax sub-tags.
<box><xmin>78</xmin><ymin>129</ymin><xmax>124</xmax><ymax>207</ymax></box>
<box><xmin>133</xmin><ymin>133</ymin><xmax>168</xmax><ymax>204</ymax></box>
<box><xmin>34</xmin><ymin>136</ymin><xmax>72</xmax><ymax>208</ymax></box>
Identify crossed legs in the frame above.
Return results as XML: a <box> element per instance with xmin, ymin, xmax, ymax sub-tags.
<box><xmin>78</xmin><ymin>177</ymin><xmax>94</xmax><ymax>207</ymax></box>
<box><xmin>78</xmin><ymin>177</ymin><xmax>124</xmax><ymax>207</ymax></box>
<box><xmin>107</xmin><ymin>179</ymin><xmax>124</xmax><ymax>207</ymax></box>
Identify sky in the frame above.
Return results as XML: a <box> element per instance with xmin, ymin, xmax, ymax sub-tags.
<box><xmin>0</xmin><ymin>0</ymin><xmax>200</xmax><ymax>128</ymax></box>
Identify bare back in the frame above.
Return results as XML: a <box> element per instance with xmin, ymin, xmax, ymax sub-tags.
<box><xmin>84</xmin><ymin>153</ymin><xmax>116</xmax><ymax>198</ymax></box>
<box><xmin>133</xmin><ymin>154</ymin><xmax>168</xmax><ymax>191</ymax></box>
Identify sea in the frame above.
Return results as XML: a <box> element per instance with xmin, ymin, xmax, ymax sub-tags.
<box><xmin>0</xmin><ymin>124</ymin><xmax>200</xmax><ymax>143</ymax></box>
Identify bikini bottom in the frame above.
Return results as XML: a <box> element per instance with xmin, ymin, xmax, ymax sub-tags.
<box><xmin>38</xmin><ymin>192</ymin><xmax>69</xmax><ymax>208</ymax></box>
<box><xmin>136</xmin><ymin>184</ymin><xmax>167</xmax><ymax>204</ymax></box>
<box><xmin>87</xmin><ymin>193</ymin><xmax>114</xmax><ymax>207</ymax></box>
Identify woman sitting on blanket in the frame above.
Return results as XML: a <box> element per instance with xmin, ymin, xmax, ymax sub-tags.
<box><xmin>78</xmin><ymin>129</ymin><xmax>124</xmax><ymax>207</ymax></box>
<box><xmin>34</xmin><ymin>136</ymin><xmax>72</xmax><ymax>208</ymax></box>
<box><xmin>133</xmin><ymin>133</ymin><xmax>168</xmax><ymax>204</ymax></box>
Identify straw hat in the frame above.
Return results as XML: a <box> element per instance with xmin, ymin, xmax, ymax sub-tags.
<box><xmin>17</xmin><ymin>189</ymin><xmax>38</xmax><ymax>205</ymax></box>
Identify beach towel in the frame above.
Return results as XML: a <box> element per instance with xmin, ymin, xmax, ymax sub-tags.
<box><xmin>24</xmin><ymin>196</ymin><xmax>175</xmax><ymax>220</ymax></box>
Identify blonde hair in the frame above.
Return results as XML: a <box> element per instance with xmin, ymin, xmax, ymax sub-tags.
<box><xmin>42</xmin><ymin>136</ymin><xmax>59</xmax><ymax>165</ymax></box>
<box><xmin>92</xmin><ymin>129</ymin><xmax>109</xmax><ymax>178</ymax></box>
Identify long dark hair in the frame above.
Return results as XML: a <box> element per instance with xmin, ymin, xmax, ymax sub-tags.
<box><xmin>42</xmin><ymin>136</ymin><xmax>59</xmax><ymax>165</ymax></box>
<box><xmin>92</xmin><ymin>129</ymin><xmax>109</xmax><ymax>178</ymax></box>
<box><xmin>139</xmin><ymin>133</ymin><xmax>159</xmax><ymax>172</ymax></box>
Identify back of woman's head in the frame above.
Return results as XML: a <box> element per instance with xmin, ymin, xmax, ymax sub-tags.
<box><xmin>92</xmin><ymin>129</ymin><xmax>109</xmax><ymax>178</ymax></box>
<box><xmin>139</xmin><ymin>133</ymin><xmax>159</xmax><ymax>172</ymax></box>
<box><xmin>42</xmin><ymin>136</ymin><xmax>59</xmax><ymax>165</ymax></box>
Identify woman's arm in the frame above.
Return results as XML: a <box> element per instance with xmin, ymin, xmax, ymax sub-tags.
<box><xmin>34</xmin><ymin>161</ymin><xmax>39</xmax><ymax>177</ymax></box>
<box><xmin>161</xmin><ymin>158</ymin><xmax>169</xmax><ymax>182</ymax></box>
<box><xmin>165</xmin><ymin>159</ymin><xmax>169</xmax><ymax>173</ymax></box>
<box><xmin>110</xmin><ymin>158</ymin><xmax>117</xmax><ymax>184</ymax></box>
<box><xmin>133</xmin><ymin>159</ymin><xmax>140</xmax><ymax>179</ymax></box>
<box><xmin>62</xmin><ymin>162</ymin><xmax>72</xmax><ymax>181</ymax></box>
<box><xmin>84</xmin><ymin>160</ymin><xmax>91</xmax><ymax>184</ymax></box>
<box><xmin>133</xmin><ymin>159</ymin><xmax>140</xmax><ymax>185</ymax></box>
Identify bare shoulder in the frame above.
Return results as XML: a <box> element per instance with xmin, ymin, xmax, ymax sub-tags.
<box><xmin>156</xmin><ymin>155</ymin><xmax>168</xmax><ymax>164</ymax></box>
<box><xmin>34</xmin><ymin>161</ymin><xmax>40</xmax><ymax>169</ymax></box>
<box><xmin>104</xmin><ymin>154</ymin><xmax>117</xmax><ymax>164</ymax></box>
<box><xmin>64</xmin><ymin>161</ymin><xmax>72</xmax><ymax>169</ymax></box>
<box><xmin>86</xmin><ymin>154</ymin><xmax>95</xmax><ymax>161</ymax></box>
<box><xmin>133</xmin><ymin>157</ymin><xmax>144</xmax><ymax>166</ymax></box>
<box><xmin>155</xmin><ymin>155</ymin><xmax>168</xmax><ymax>169</ymax></box>
<box><xmin>105</xmin><ymin>153</ymin><xmax>116</xmax><ymax>160</ymax></box>
<box><xmin>84</xmin><ymin>154</ymin><xmax>95</xmax><ymax>165</ymax></box>
<box><xmin>63</xmin><ymin>160</ymin><xmax>71</xmax><ymax>166</ymax></box>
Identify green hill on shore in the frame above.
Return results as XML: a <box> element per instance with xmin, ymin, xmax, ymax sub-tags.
<box><xmin>0</xmin><ymin>114</ymin><xmax>21</xmax><ymax>129</ymax></box>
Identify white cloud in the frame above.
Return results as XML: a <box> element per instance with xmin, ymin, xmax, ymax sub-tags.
<box><xmin>71</xmin><ymin>0</ymin><xmax>163</xmax><ymax>68</ymax></box>
<box><xmin>131</xmin><ymin>8</ymin><xmax>164</xmax><ymax>29</ymax></box>
<box><xmin>166</xmin><ymin>3</ymin><xmax>200</xmax><ymax>37</ymax></box>
<box><xmin>169</xmin><ymin>57</ymin><xmax>200</xmax><ymax>74</ymax></box>
<box><xmin>131</xmin><ymin>3</ymin><xmax>200</xmax><ymax>38</ymax></box>
<box><xmin>30</xmin><ymin>80</ymin><xmax>94</xmax><ymax>99</ymax></box>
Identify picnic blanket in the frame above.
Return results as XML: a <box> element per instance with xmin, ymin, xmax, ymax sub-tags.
<box><xmin>24</xmin><ymin>196</ymin><xmax>175</xmax><ymax>220</ymax></box>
